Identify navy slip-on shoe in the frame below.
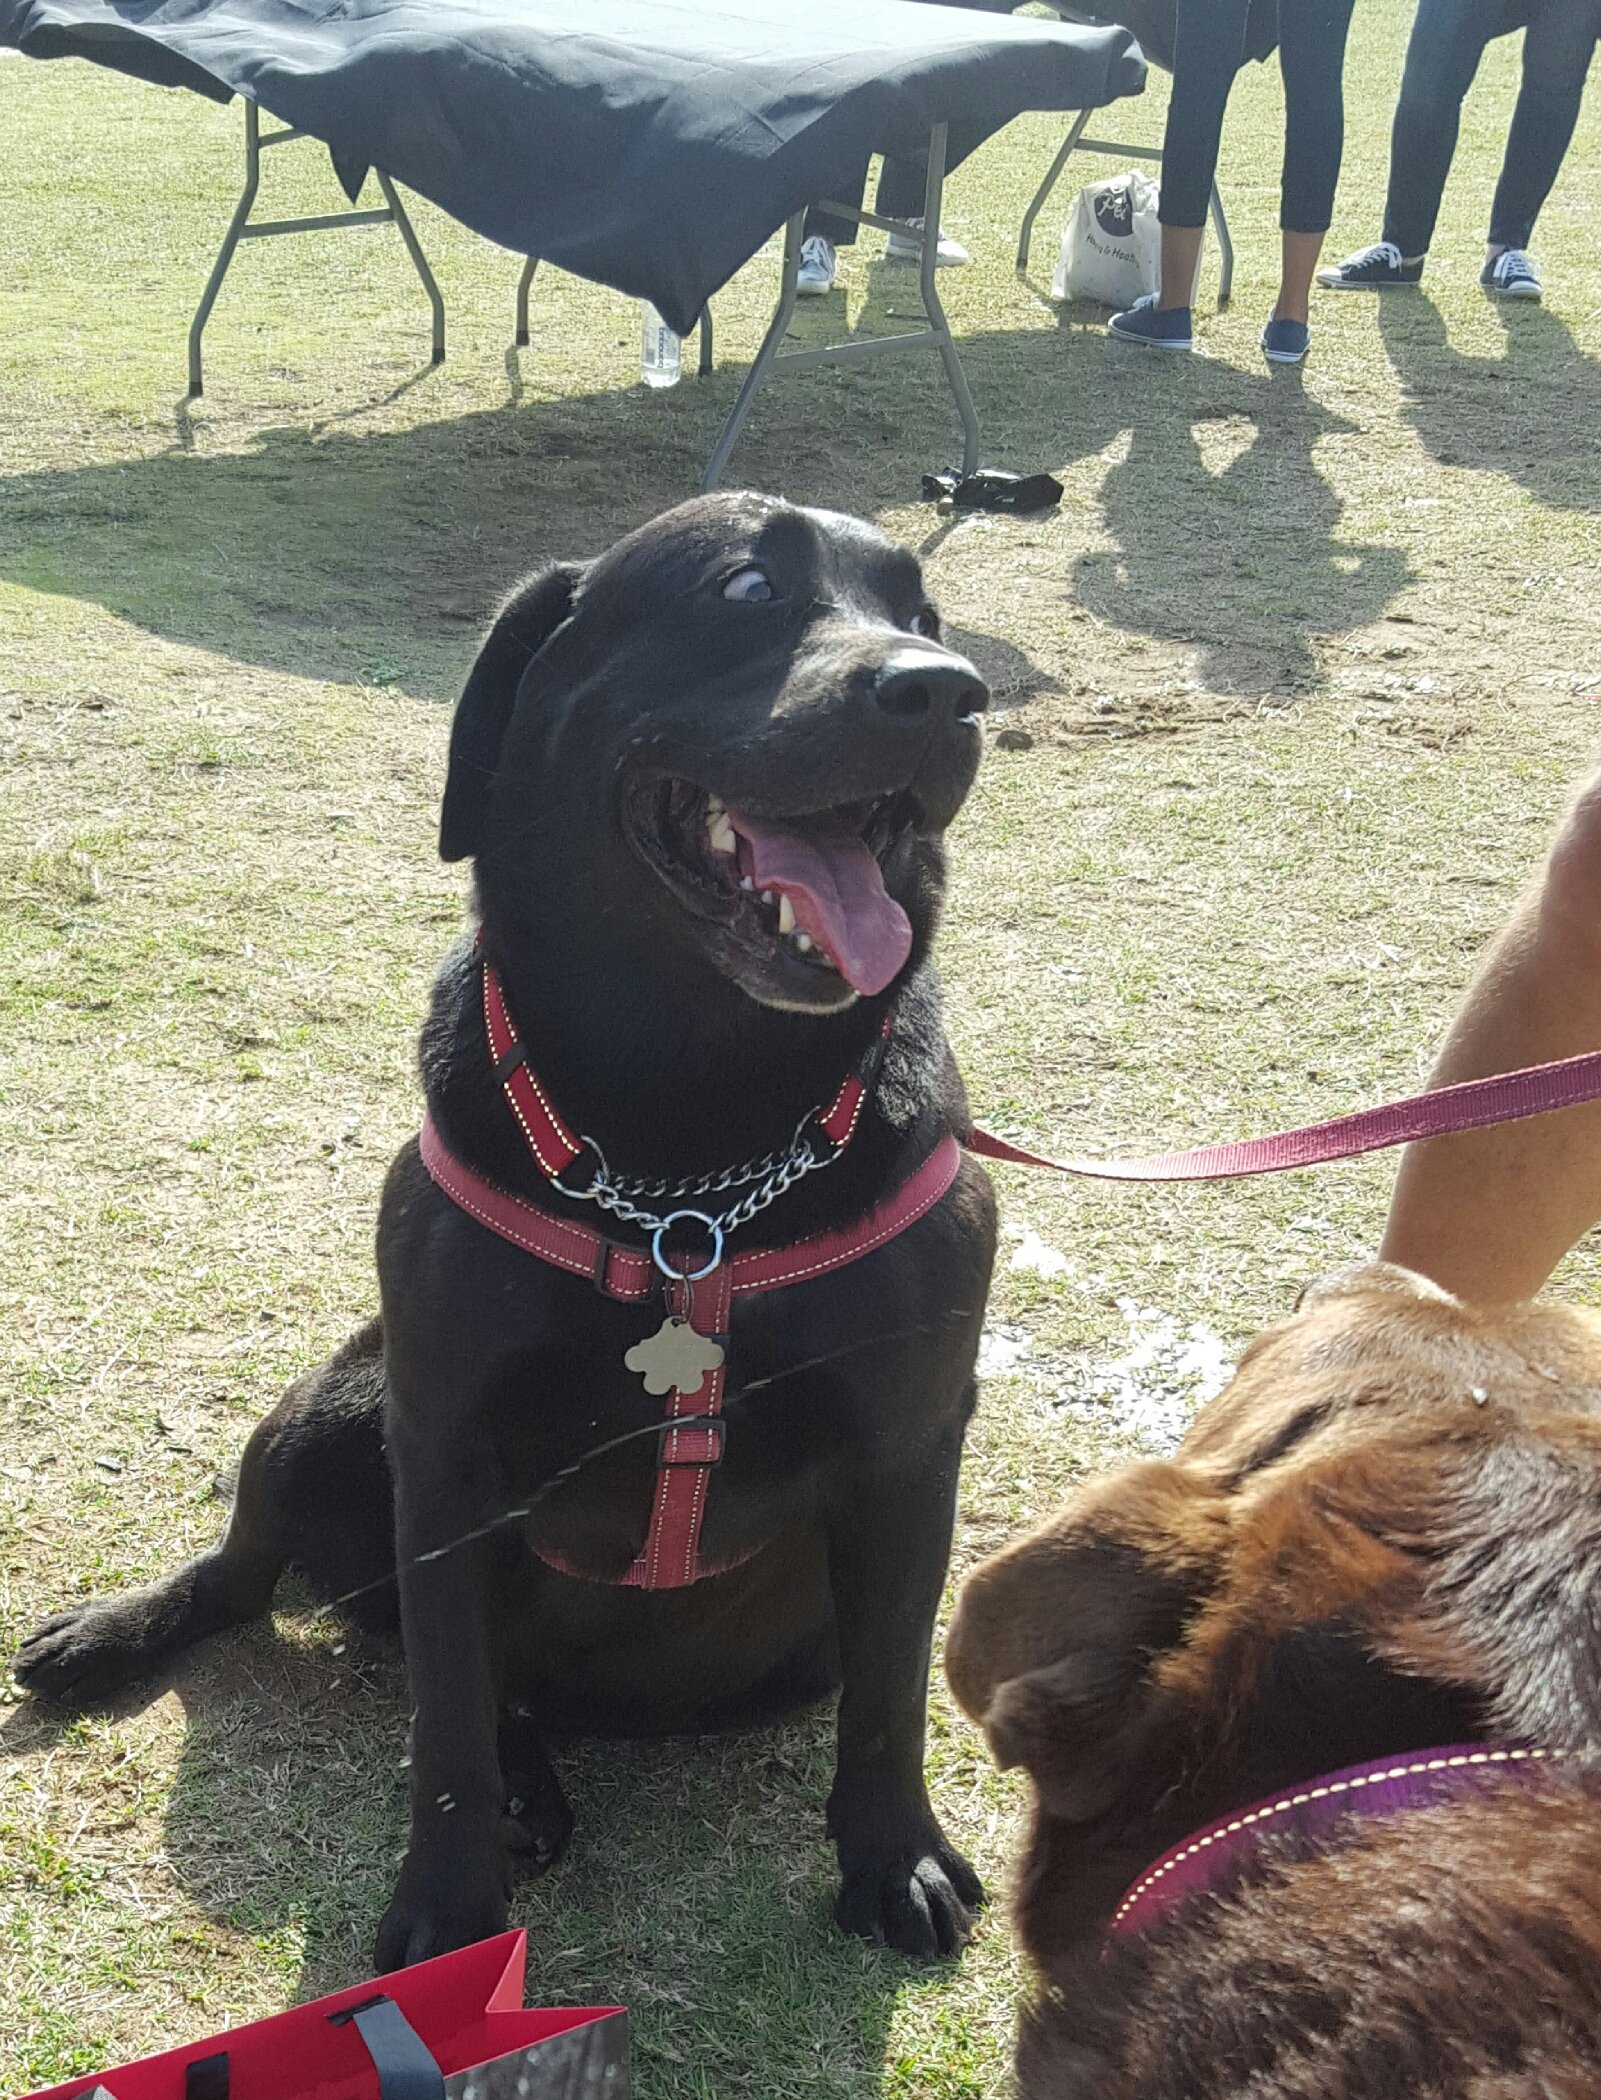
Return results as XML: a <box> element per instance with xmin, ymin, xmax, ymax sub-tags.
<box><xmin>1317</xmin><ymin>241</ymin><xmax>1423</xmax><ymax>290</ymax></box>
<box><xmin>1107</xmin><ymin>294</ymin><xmax>1193</xmax><ymax>351</ymax></box>
<box><xmin>1261</xmin><ymin>316</ymin><xmax>1310</xmax><ymax>364</ymax></box>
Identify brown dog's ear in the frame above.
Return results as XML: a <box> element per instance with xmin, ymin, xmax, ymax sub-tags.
<box><xmin>979</xmin><ymin>1560</ymin><xmax>1201</xmax><ymax>1823</ymax></box>
<box><xmin>987</xmin><ymin>1670</ymin><xmax>1197</xmax><ymax>1829</ymax></box>
<box><xmin>947</xmin><ymin>1465</ymin><xmax>1230</xmax><ymax>1823</ymax></box>
<box><xmin>439</xmin><ymin>560</ymin><xmax>586</xmax><ymax>863</ymax></box>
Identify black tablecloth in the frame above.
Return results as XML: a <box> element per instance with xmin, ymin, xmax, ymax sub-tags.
<box><xmin>1053</xmin><ymin>1</ymin><xmax>1278</xmax><ymax>74</ymax></box>
<box><xmin>1</xmin><ymin>0</ymin><xmax>1145</xmax><ymax>332</ymax></box>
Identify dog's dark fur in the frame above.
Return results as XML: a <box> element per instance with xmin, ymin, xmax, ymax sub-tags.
<box><xmin>947</xmin><ymin>1262</ymin><xmax>1601</xmax><ymax>2098</ymax></box>
<box><xmin>17</xmin><ymin>493</ymin><xmax>998</xmax><ymax>1970</ymax></box>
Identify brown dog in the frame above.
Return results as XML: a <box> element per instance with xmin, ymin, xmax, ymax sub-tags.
<box><xmin>948</xmin><ymin>1261</ymin><xmax>1601</xmax><ymax>2098</ymax></box>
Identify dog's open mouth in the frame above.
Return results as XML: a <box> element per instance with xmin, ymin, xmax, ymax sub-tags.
<box><xmin>624</xmin><ymin>776</ymin><xmax>921</xmax><ymax>1002</ymax></box>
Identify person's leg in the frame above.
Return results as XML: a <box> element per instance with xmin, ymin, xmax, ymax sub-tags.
<box><xmin>1381</xmin><ymin>0</ymin><xmax>1502</xmax><ymax>262</ymax></box>
<box><xmin>805</xmin><ymin>154</ymin><xmax>954</xmax><ymax>249</ymax></box>
<box><xmin>1158</xmin><ymin>225</ymin><xmax>1207</xmax><ymax>310</ymax></box>
<box><xmin>1110</xmin><ymin>0</ymin><xmax>1246</xmax><ymax>346</ymax></box>
<box><xmin>1381</xmin><ymin>765</ymin><xmax>1601</xmax><ymax>1303</ymax></box>
<box><xmin>1156</xmin><ymin>0</ymin><xmax>1253</xmax><ymax>306</ymax></box>
<box><xmin>1485</xmin><ymin>0</ymin><xmax>1599</xmax><ymax>258</ymax></box>
<box><xmin>874</xmin><ymin>156</ymin><xmax>928</xmax><ymax>222</ymax></box>
<box><xmin>1273</xmin><ymin>0</ymin><xmax>1359</xmax><ymax>325</ymax></box>
<box><xmin>804</xmin><ymin>178</ymin><xmax>867</xmax><ymax>252</ymax></box>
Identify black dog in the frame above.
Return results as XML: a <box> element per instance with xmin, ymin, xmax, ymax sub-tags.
<box><xmin>16</xmin><ymin>493</ymin><xmax>998</xmax><ymax>1971</ymax></box>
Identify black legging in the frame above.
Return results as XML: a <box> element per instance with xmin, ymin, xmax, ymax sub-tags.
<box><xmin>1383</xmin><ymin>0</ymin><xmax>1601</xmax><ymax>256</ymax></box>
<box><xmin>805</xmin><ymin>155</ymin><xmax>929</xmax><ymax>248</ymax></box>
<box><xmin>1159</xmin><ymin>0</ymin><xmax>1358</xmax><ymax>232</ymax></box>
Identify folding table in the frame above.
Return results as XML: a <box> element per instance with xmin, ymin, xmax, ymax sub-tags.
<box><xmin>2</xmin><ymin>0</ymin><xmax>1147</xmax><ymax>484</ymax></box>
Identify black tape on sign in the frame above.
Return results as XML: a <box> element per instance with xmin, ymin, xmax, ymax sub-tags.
<box><xmin>183</xmin><ymin>2057</ymin><xmax>230</xmax><ymax>2100</ymax></box>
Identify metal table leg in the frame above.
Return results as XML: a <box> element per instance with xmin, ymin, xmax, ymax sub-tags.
<box><xmin>377</xmin><ymin>172</ymin><xmax>446</xmax><ymax>362</ymax></box>
<box><xmin>515</xmin><ymin>255</ymin><xmax>539</xmax><ymax>347</ymax></box>
<box><xmin>188</xmin><ymin>100</ymin><xmax>264</xmax><ymax>396</ymax></box>
<box><xmin>919</xmin><ymin>126</ymin><xmax>979</xmax><ymax>481</ymax></box>
<box><xmin>701</xmin><ymin>123</ymin><xmax>982</xmax><ymax>489</ymax></box>
<box><xmin>1016</xmin><ymin>108</ymin><xmax>1091</xmax><ymax>273</ymax></box>
<box><xmin>702</xmin><ymin>213</ymin><xmax>804</xmax><ymax>490</ymax></box>
<box><xmin>188</xmin><ymin>100</ymin><xmax>446</xmax><ymax>396</ymax></box>
<box><xmin>1209</xmin><ymin>179</ymin><xmax>1234</xmax><ymax>308</ymax></box>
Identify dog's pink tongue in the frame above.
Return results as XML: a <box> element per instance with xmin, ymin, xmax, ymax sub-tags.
<box><xmin>729</xmin><ymin>810</ymin><xmax>912</xmax><ymax>995</ymax></box>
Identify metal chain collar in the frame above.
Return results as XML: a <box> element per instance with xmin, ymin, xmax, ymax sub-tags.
<box><xmin>551</xmin><ymin>1112</ymin><xmax>841</xmax><ymax>1269</ymax></box>
<box><xmin>600</xmin><ymin>1127</ymin><xmax>827</xmax><ymax>1206</ymax></box>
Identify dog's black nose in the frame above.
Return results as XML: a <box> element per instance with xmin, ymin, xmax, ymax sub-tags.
<box><xmin>872</xmin><ymin>649</ymin><xmax>989</xmax><ymax>724</ymax></box>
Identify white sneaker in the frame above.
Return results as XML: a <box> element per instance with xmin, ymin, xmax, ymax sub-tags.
<box><xmin>884</xmin><ymin>218</ymin><xmax>970</xmax><ymax>267</ymax></box>
<box><xmin>796</xmin><ymin>235</ymin><xmax>837</xmax><ymax>296</ymax></box>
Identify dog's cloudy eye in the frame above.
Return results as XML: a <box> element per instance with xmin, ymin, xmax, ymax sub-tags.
<box><xmin>722</xmin><ymin>567</ymin><xmax>774</xmax><ymax>603</ymax></box>
<box><xmin>910</xmin><ymin>607</ymin><xmax>940</xmax><ymax>639</ymax></box>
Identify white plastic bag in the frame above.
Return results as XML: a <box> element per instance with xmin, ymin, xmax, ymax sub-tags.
<box><xmin>1052</xmin><ymin>170</ymin><xmax>1166</xmax><ymax>310</ymax></box>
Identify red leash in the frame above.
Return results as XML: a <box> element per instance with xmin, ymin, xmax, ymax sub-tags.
<box><xmin>969</xmin><ymin>1048</ymin><xmax>1601</xmax><ymax>1183</ymax></box>
<box><xmin>427</xmin><ymin>946</ymin><xmax>1601</xmax><ymax>1591</ymax></box>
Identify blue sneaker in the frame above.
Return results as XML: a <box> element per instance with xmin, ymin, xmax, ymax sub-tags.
<box><xmin>1482</xmin><ymin>248</ymin><xmax>1542</xmax><ymax>301</ymax></box>
<box><xmin>1108</xmin><ymin>294</ymin><xmax>1193</xmax><ymax>351</ymax></box>
<box><xmin>1317</xmin><ymin>241</ymin><xmax>1423</xmax><ymax>290</ymax></box>
<box><xmin>1261</xmin><ymin>316</ymin><xmax>1310</xmax><ymax>365</ymax></box>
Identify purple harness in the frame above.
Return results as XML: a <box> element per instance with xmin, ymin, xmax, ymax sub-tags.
<box><xmin>1108</xmin><ymin>1744</ymin><xmax>1565</xmax><ymax>1942</ymax></box>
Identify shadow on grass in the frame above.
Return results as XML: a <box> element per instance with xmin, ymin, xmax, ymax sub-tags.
<box><xmin>1046</xmin><ymin>310</ymin><xmax>1412</xmax><ymax>691</ymax></box>
<box><xmin>3</xmin><ymin>1609</ymin><xmax>925</xmax><ymax>2096</ymax></box>
<box><xmin>1378</xmin><ymin>292</ymin><xmax>1601</xmax><ymax>513</ymax></box>
<box><xmin>0</xmin><ymin>267</ymin><xmax>1410</xmax><ymax>701</ymax></box>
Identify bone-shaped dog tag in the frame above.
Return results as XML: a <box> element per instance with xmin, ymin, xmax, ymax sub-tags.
<box><xmin>625</xmin><ymin>1318</ymin><xmax>725</xmax><ymax>1398</ymax></box>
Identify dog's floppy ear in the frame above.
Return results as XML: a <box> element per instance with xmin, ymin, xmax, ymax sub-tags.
<box><xmin>439</xmin><ymin>560</ymin><xmax>586</xmax><ymax>863</ymax></box>
<box><xmin>979</xmin><ymin>1554</ymin><xmax>1204</xmax><ymax>1823</ymax></box>
<box><xmin>948</xmin><ymin>1464</ymin><xmax>1230</xmax><ymax>1823</ymax></box>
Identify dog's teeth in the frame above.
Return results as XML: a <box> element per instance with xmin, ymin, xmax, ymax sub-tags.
<box><xmin>794</xmin><ymin>932</ymin><xmax>813</xmax><ymax>953</ymax></box>
<box><xmin>761</xmin><ymin>890</ymin><xmax>774</xmax><ymax>906</ymax></box>
<box><xmin>777</xmin><ymin>894</ymin><xmax>796</xmax><ymax>935</ymax></box>
<box><xmin>739</xmin><ymin>875</ymin><xmax>755</xmax><ymax>892</ymax></box>
<box><xmin>705</xmin><ymin>803</ymin><xmax>737</xmax><ymax>855</ymax></box>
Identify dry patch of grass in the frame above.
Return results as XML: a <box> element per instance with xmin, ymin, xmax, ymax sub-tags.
<box><xmin>3</xmin><ymin>12</ymin><xmax>1601</xmax><ymax>2094</ymax></box>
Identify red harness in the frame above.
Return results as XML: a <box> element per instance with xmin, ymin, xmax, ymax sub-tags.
<box><xmin>417</xmin><ymin>957</ymin><xmax>961</xmax><ymax>1591</ymax></box>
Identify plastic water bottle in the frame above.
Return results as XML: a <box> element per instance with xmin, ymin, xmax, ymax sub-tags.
<box><xmin>640</xmin><ymin>302</ymin><xmax>681</xmax><ymax>388</ymax></box>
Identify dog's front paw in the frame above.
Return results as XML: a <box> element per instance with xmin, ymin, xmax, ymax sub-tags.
<box><xmin>373</xmin><ymin>1843</ymin><xmax>512</xmax><ymax>1973</ymax></box>
<box><xmin>498</xmin><ymin>1705</ymin><xmax>575</xmax><ymax>1876</ymax></box>
<box><xmin>14</xmin><ymin>1594</ymin><xmax>174</xmax><ymax>1708</ymax></box>
<box><xmin>502</xmin><ymin>1767</ymin><xmax>575</xmax><ymax>1876</ymax></box>
<box><xmin>835</xmin><ymin>1826</ymin><xmax>984</xmax><ymax>1959</ymax></box>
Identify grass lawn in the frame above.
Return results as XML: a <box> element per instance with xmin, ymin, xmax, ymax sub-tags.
<box><xmin>3</xmin><ymin>8</ymin><xmax>1600</xmax><ymax>2092</ymax></box>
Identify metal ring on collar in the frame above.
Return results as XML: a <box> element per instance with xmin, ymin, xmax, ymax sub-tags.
<box><xmin>651</xmin><ymin>1209</ymin><xmax>725</xmax><ymax>1281</ymax></box>
<box><xmin>789</xmin><ymin>1106</ymin><xmax>827</xmax><ymax>1161</ymax></box>
<box><xmin>551</xmin><ymin>1134</ymin><xmax>609</xmax><ymax>1202</ymax></box>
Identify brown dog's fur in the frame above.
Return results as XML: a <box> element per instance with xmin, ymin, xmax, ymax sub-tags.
<box><xmin>947</xmin><ymin>1262</ymin><xmax>1601</xmax><ymax>2097</ymax></box>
